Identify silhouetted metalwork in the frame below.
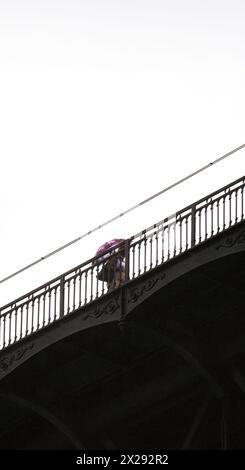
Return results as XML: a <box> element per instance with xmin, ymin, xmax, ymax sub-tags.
<box><xmin>0</xmin><ymin>175</ymin><xmax>244</xmax><ymax>351</ymax></box>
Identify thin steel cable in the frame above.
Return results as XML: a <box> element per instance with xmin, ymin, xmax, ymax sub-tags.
<box><xmin>0</xmin><ymin>143</ymin><xmax>244</xmax><ymax>285</ymax></box>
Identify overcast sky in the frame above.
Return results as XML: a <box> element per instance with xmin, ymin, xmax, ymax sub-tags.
<box><xmin>0</xmin><ymin>0</ymin><xmax>244</xmax><ymax>306</ymax></box>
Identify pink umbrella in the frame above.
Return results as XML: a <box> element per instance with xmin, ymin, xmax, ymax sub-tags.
<box><xmin>94</xmin><ymin>239</ymin><xmax>125</xmax><ymax>264</ymax></box>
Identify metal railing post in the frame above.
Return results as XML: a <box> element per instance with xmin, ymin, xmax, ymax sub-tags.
<box><xmin>59</xmin><ymin>275</ymin><xmax>65</xmax><ymax>317</ymax></box>
<box><xmin>191</xmin><ymin>205</ymin><xmax>196</xmax><ymax>247</ymax></box>
<box><xmin>124</xmin><ymin>239</ymin><xmax>130</xmax><ymax>282</ymax></box>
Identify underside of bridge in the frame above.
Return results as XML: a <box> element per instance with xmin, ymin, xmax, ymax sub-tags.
<box><xmin>0</xmin><ymin>250</ymin><xmax>245</xmax><ymax>450</ymax></box>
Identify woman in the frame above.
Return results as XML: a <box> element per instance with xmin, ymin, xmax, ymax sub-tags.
<box><xmin>97</xmin><ymin>252</ymin><xmax>126</xmax><ymax>291</ymax></box>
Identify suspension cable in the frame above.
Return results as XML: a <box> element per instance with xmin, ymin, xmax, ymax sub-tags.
<box><xmin>0</xmin><ymin>143</ymin><xmax>244</xmax><ymax>285</ymax></box>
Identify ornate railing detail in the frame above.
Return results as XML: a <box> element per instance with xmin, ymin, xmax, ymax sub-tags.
<box><xmin>0</xmin><ymin>176</ymin><xmax>244</xmax><ymax>350</ymax></box>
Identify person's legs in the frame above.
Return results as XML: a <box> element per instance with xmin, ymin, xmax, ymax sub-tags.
<box><xmin>106</xmin><ymin>257</ymin><xmax>126</xmax><ymax>291</ymax></box>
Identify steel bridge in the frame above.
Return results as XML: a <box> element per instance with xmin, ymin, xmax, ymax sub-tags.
<box><xmin>0</xmin><ymin>175</ymin><xmax>245</xmax><ymax>449</ymax></box>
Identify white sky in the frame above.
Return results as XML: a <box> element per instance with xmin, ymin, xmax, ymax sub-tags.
<box><xmin>0</xmin><ymin>0</ymin><xmax>244</xmax><ymax>306</ymax></box>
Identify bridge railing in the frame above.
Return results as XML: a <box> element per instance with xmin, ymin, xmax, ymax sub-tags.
<box><xmin>129</xmin><ymin>175</ymin><xmax>245</xmax><ymax>277</ymax></box>
<box><xmin>0</xmin><ymin>175</ymin><xmax>244</xmax><ymax>350</ymax></box>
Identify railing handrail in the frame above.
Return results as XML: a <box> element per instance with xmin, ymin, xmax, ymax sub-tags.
<box><xmin>0</xmin><ymin>174</ymin><xmax>244</xmax><ymax>313</ymax></box>
<box><xmin>179</xmin><ymin>176</ymin><xmax>244</xmax><ymax>212</ymax></box>
<box><xmin>130</xmin><ymin>175</ymin><xmax>245</xmax><ymax>241</ymax></box>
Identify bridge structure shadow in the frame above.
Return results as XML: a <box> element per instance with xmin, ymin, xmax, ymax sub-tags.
<box><xmin>0</xmin><ymin>176</ymin><xmax>245</xmax><ymax>449</ymax></box>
